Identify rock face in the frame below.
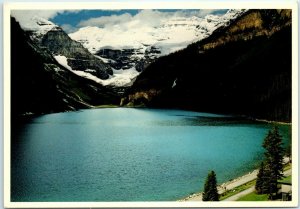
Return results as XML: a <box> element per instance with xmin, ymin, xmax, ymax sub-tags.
<box><xmin>95</xmin><ymin>46</ymin><xmax>161</xmax><ymax>72</ymax></box>
<box><xmin>11</xmin><ymin>17</ymin><xmax>119</xmax><ymax>119</ymax></box>
<box><xmin>201</xmin><ymin>10</ymin><xmax>292</xmax><ymax>51</ymax></box>
<box><xmin>26</xmin><ymin>17</ymin><xmax>112</xmax><ymax>79</ymax></box>
<box><xmin>124</xmin><ymin>9</ymin><xmax>292</xmax><ymax>122</ymax></box>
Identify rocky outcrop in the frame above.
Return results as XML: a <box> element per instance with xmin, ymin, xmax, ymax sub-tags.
<box><xmin>201</xmin><ymin>10</ymin><xmax>292</xmax><ymax>51</ymax></box>
<box><xmin>124</xmin><ymin>9</ymin><xmax>292</xmax><ymax>122</ymax></box>
<box><xmin>120</xmin><ymin>89</ymin><xmax>162</xmax><ymax>106</ymax></box>
<box><xmin>28</xmin><ymin>20</ymin><xmax>113</xmax><ymax>79</ymax></box>
<box><xmin>95</xmin><ymin>46</ymin><xmax>160</xmax><ymax>72</ymax></box>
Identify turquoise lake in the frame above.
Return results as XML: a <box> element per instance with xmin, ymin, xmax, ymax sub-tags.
<box><xmin>11</xmin><ymin>108</ymin><xmax>290</xmax><ymax>201</ymax></box>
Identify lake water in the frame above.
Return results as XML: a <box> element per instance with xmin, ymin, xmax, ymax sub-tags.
<box><xmin>11</xmin><ymin>108</ymin><xmax>290</xmax><ymax>201</ymax></box>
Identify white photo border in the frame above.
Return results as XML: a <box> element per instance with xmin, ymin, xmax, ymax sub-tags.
<box><xmin>3</xmin><ymin>1</ymin><xmax>299</xmax><ymax>208</ymax></box>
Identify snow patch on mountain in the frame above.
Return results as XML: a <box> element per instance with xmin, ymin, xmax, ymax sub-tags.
<box><xmin>172</xmin><ymin>78</ymin><xmax>177</xmax><ymax>88</ymax></box>
<box><xmin>54</xmin><ymin>55</ymin><xmax>72</xmax><ymax>70</ymax></box>
<box><xmin>54</xmin><ymin>55</ymin><xmax>139</xmax><ymax>87</ymax></box>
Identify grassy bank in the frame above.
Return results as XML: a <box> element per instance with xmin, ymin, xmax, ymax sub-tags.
<box><xmin>223</xmin><ymin>163</ymin><xmax>292</xmax><ymax>201</ymax></box>
<box><xmin>237</xmin><ymin>192</ymin><xmax>269</xmax><ymax>201</ymax></box>
<box><xmin>219</xmin><ymin>180</ymin><xmax>256</xmax><ymax>200</ymax></box>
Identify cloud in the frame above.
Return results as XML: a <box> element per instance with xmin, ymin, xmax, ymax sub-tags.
<box><xmin>131</xmin><ymin>10</ymin><xmax>169</xmax><ymax>27</ymax></box>
<box><xmin>11</xmin><ymin>9</ymin><xmax>226</xmax><ymax>33</ymax></box>
<box><xmin>11</xmin><ymin>10</ymin><xmax>63</xmax><ymax>29</ymax></box>
<box><xmin>197</xmin><ymin>9</ymin><xmax>223</xmax><ymax>17</ymax></box>
<box><xmin>11</xmin><ymin>10</ymin><xmax>80</xmax><ymax>30</ymax></box>
<box><xmin>78</xmin><ymin>13</ymin><xmax>132</xmax><ymax>28</ymax></box>
<box><xmin>60</xmin><ymin>24</ymin><xmax>78</xmax><ymax>33</ymax></box>
<box><xmin>77</xmin><ymin>9</ymin><xmax>224</xmax><ymax>30</ymax></box>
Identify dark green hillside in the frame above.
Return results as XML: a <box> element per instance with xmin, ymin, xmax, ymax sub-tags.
<box><xmin>124</xmin><ymin>9</ymin><xmax>292</xmax><ymax>122</ymax></box>
<box><xmin>11</xmin><ymin>17</ymin><xmax>119</xmax><ymax>119</ymax></box>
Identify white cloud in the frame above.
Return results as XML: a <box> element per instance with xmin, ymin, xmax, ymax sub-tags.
<box><xmin>77</xmin><ymin>9</ymin><xmax>199</xmax><ymax>30</ymax></box>
<box><xmin>11</xmin><ymin>10</ymin><xmax>63</xmax><ymax>29</ymax></box>
<box><xmin>11</xmin><ymin>10</ymin><xmax>81</xmax><ymax>30</ymax></box>
<box><xmin>77</xmin><ymin>9</ymin><xmax>223</xmax><ymax>30</ymax></box>
<box><xmin>131</xmin><ymin>10</ymin><xmax>169</xmax><ymax>27</ymax></box>
<box><xmin>78</xmin><ymin>13</ymin><xmax>132</xmax><ymax>28</ymax></box>
<box><xmin>60</xmin><ymin>24</ymin><xmax>77</xmax><ymax>33</ymax></box>
<box><xmin>197</xmin><ymin>9</ymin><xmax>221</xmax><ymax>17</ymax></box>
<box><xmin>11</xmin><ymin>9</ymin><xmax>225</xmax><ymax>33</ymax></box>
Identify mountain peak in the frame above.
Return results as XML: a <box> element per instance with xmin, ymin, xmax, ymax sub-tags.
<box><xmin>68</xmin><ymin>9</ymin><xmax>246</xmax><ymax>86</ymax></box>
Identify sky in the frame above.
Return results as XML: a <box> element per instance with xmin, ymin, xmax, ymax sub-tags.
<box><xmin>11</xmin><ymin>9</ymin><xmax>227</xmax><ymax>33</ymax></box>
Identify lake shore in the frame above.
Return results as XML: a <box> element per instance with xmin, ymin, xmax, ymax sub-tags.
<box><xmin>179</xmin><ymin>169</ymin><xmax>259</xmax><ymax>201</ymax></box>
<box><xmin>180</xmin><ymin>157</ymin><xmax>290</xmax><ymax>201</ymax></box>
<box><xmin>253</xmin><ymin>118</ymin><xmax>291</xmax><ymax>125</ymax></box>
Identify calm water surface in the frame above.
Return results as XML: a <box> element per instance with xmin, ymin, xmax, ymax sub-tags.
<box><xmin>11</xmin><ymin>108</ymin><xmax>290</xmax><ymax>201</ymax></box>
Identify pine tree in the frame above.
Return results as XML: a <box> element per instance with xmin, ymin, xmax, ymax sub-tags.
<box><xmin>261</xmin><ymin>126</ymin><xmax>284</xmax><ymax>197</ymax></box>
<box><xmin>255</xmin><ymin>162</ymin><xmax>265</xmax><ymax>194</ymax></box>
<box><xmin>255</xmin><ymin>162</ymin><xmax>271</xmax><ymax>194</ymax></box>
<box><xmin>202</xmin><ymin>171</ymin><xmax>219</xmax><ymax>201</ymax></box>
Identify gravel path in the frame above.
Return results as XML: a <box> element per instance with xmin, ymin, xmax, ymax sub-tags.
<box><xmin>223</xmin><ymin>187</ymin><xmax>255</xmax><ymax>201</ymax></box>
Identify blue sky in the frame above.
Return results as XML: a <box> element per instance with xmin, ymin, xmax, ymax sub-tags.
<box><xmin>51</xmin><ymin>10</ymin><xmax>141</xmax><ymax>27</ymax></box>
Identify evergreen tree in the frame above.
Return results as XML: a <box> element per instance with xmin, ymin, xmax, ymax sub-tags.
<box><xmin>202</xmin><ymin>171</ymin><xmax>219</xmax><ymax>201</ymax></box>
<box><xmin>261</xmin><ymin>126</ymin><xmax>284</xmax><ymax>197</ymax></box>
<box><xmin>255</xmin><ymin>162</ymin><xmax>270</xmax><ymax>194</ymax></box>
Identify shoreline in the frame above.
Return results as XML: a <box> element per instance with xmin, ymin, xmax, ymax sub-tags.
<box><xmin>179</xmin><ymin>169</ymin><xmax>259</xmax><ymax>201</ymax></box>
<box><xmin>179</xmin><ymin>157</ymin><xmax>290</xmax><ymax>201</ymax></box>
<box><xmin>253</xmin><ymin>118</ymin><xmax>291</xmax><ymax>125</ymax></box>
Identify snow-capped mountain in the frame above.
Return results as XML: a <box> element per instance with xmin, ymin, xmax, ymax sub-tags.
<box><xmin>12</xmin><ymin>15</ymin><xmax>141</xmax><ymax>87</ymax></box>
<box><xmin>69</xmin><ymin>10</ymin><xmax>246</xmax><ymax>73</ymax></box>
<box><xmin>12</xmin><ymin>10</ymin><xmax>245</xmax><ymax>88</ymax></box>
<box><xmin>14</xmin><ymin>16</ymin><xmax>114</xmax><ymax>82</ymax></box>
<box><xmin>23</xmin><ymin>16</ymin><xmax>59</xmax><ymax>42</ymax></box>
<box><xmin>11</xmin><ymin>16</ymin><xmax>120</xmax><ymax>116</ymax></box>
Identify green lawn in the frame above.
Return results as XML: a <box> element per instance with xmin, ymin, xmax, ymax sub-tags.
<box><xmin>237</xmin><ymin>192</ymin><xmax>269</xmax><ymax>201</ymax></box>
<box><xmin>279</xmin><ymin>175</ymin><xmax>292</xmax><ymax>184</ymax></box>
<box><xmin>219</xmin><ymin>180</ymin><xmax>256</xmax><ymax>200</ymax></box>
<box><xmin>284</xmin><ymin>163</ymin><xmax>292</xmax><ymax>171</ymax></box>
<box><xmin>237</xmin><ymin>174</ymin><xmax>292</xmax><ymax>201</ymax></box>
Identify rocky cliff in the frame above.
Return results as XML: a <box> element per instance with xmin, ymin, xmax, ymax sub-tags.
<box><xmin>123</xmin><ymin>9</ymin><xmax>292</xmax><ymax>122</ymax></box>
<box><xmin>26</xmin><ymin>17</ymin><xmax>113</xmax><ymax>79</ymax></box>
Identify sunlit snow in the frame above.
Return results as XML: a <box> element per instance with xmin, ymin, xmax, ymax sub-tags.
<box><xmin>54</xmin><ymin>55</ymin><xmax>139</xmax><ymax>87</ymax></box>
<box><xmin>69</xmin><ymin>10</ymin><xmax>245</xmax><ymax>56</ymax></box>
